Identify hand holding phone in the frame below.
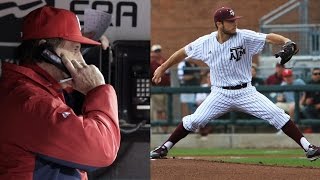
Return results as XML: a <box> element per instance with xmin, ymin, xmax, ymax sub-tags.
<box><xmin>60</xmin><ymin>55</ymin><xmax>105</xmax><ymax>95</ymax></box>
<box><xmin>41</xmin><ymin>49</ymin><xmax>71</xmax><ymax>77</ymax></box>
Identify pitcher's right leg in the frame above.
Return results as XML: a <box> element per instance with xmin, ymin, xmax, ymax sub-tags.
<box><xmin>150</xmin><ymin>122</ymin><xmax>190</xmax><ymax>159</ymax></box>
<box><xmin>150</xmin><ymin>90</ymin><xmax>231</xmax><ymax>159</ymax></box>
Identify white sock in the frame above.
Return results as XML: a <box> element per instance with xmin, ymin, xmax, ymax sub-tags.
<box><xmin>300</xmin><ymin>137</ymin><xmax>311</xmax><ymax>151</ymax></box>
<box><xmin>164</xmin><ymin>141</ymin><xmax>173</xmax><ymax>150</ymax></box>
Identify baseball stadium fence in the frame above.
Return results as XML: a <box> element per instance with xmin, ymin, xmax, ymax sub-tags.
<box><xmin>151</xmin><ymin>85</ymin><xmax>320</xmax><ymax>132</ymax></box>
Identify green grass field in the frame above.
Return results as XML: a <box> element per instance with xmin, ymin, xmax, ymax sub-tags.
<box><xmin>169</xmin><ymin>148</ymin><xmax>320</xmax><ymax>168</ymax></box>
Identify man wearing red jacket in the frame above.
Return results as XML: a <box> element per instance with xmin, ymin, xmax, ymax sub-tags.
<box><xmin>0</xmin><ymin>6</ymin><xmax>120</xmax><ymax>180</ymax></box>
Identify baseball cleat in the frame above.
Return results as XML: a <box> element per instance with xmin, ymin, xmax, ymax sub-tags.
<box><xmin>150</xmin><ymin>145</ymin><xmax>168</xmax><ymax>159</ymax></box>
<box><xmin>306</xmin><ymin>145</ymin><xmax>320</xmax><ymax>161</ymax></box>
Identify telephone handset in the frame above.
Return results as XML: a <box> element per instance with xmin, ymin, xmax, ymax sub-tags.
<box><xmin>39</xmin><ymin>45</ymin><xmax>71</xmax><ymax>77</ymax></box>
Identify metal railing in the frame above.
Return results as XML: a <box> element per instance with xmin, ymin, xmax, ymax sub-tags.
<box><xmin>258</xmin><ymin>0</ymin><xmax>320</xmax><ymax>56</ymax></box>
<box><xmin>151</xmin><ymin>85</ymin><xmax>320</xmax><ymax>126</ymax></box>
<box><xmin>260</xmin><ymin>24</ymin><xmax>320</xmax><ymax>56</ymax></box>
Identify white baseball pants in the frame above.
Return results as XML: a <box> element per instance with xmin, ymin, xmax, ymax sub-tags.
<box><xmin>182</xmin><ymin>84</ymin><xmax>290</xmax><ymax>131</ymax></box>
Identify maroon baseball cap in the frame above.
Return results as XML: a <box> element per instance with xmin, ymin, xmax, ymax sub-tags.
<box><xmin>282</xmin><ymin>69</ymin><xmax>293</xmax><ymax>77</ymax></box>
<box><xmin>214</xmin><ymin>7</ymin><xmax>242</xmax><ymax>23</ymax></box>
<box><xmin>22</xmin><ymin>6</ymin><xmax>100</xmax><ymax>45</ymax></box>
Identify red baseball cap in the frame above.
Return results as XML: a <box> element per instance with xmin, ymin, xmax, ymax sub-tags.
<box><xmin>22</xmin><ymin>6</ymin><xmax>100</xmax><ymax>45</ymax></box>
<box><xmin>214</xmin><ymin>7</ymin><xmax>242</xmax><ymax>23</ymax></box>
<box><xmin>282</xmin><ymin>69</ymin><xmax>293</xmax><ymax>77</ymax></box>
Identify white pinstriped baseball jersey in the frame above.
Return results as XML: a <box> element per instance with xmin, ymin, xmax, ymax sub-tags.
<box><xmin>181</xmin><ymin>29</ymin><xmax>290</xmax><ymax>132</ymax></box>
<box><xmin>184</xmin><ymin>29</ymin><xmax>266</xmax><ymax>87</ymax></box>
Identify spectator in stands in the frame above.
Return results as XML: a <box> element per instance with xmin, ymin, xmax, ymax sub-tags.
<box><xmin>195</xmin><ymin>71</ymin><xmax>213</xmax><ymax>139</ymax></box>
<box><xmin>251</xmin><ymin>63</ymin><xmax>264</xmax><ymax>86</ymax></box>
<box><xmin>178</xmin><ymin>60</ymin><xmax>201</xmax><ymax>117</ymax></box>
<box><xmin>150</xmin><ymin>44</ymin><xmax>170</xmax><ymax>122</ymax></box>
<box><xmin>195</xmin><ymin>71</ymin><xmax>210</xmax><ymax>106</ymax></box>
<box><xmin>265</xmin><ymin>63</ymin><xmax>285</xmax><ymax>85</ymax></box>
<box><xmin>265</xmin><ymin>63</ymin><xmax>286</xmax><ymax>102</ymax></box>
<box><xmin>276</xmin><ymin>69</ymin><xmax>305</xmax><ymax>120</ymax></box>
<box><xmin>301</xmin><ymin>68</ymin><xmax>320</xmax><ymax>119</ymax></box>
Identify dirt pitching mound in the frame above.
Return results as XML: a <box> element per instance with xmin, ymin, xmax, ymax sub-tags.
<box><xmin>151</xmin><ymin>158</ymin><xmax>320</xmax><ymax>180</ymax></box>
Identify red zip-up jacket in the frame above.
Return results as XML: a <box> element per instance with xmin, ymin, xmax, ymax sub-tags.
<box><xmin>0</xmin><ymin>62</ymin><xmax>121</xmax><ymax>180</ymax></box>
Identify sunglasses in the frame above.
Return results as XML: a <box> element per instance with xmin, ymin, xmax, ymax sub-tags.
<box><xmin>313</xmin><ymin>73</ymin><xmax>320</xmax><ymax>76</ymax></box>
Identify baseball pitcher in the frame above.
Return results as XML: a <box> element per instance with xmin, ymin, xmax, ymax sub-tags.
<box><xmin>150</xmin><ymin>7</ymin><xmax>320</xmax><ymax>161</ymax></box>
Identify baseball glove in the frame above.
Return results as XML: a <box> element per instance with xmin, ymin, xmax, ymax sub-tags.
<box><xmin>274</xmin><ymin>41</ymin><xmax>299</xmax><ymax>66</ymax></box>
